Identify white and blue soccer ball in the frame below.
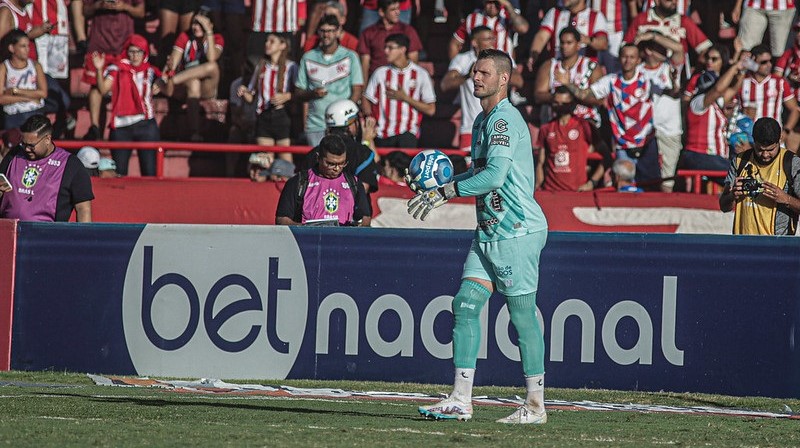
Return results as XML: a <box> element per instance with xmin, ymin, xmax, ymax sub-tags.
<box><xmin>408</xmin><ymin>149</ymin><xmax>454</xmax><ymax>191</ymax></box>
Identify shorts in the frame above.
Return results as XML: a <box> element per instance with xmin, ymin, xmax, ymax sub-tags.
<box><xmin>81</xmin><ymin>53</ymin><xmax>116</xmax><ymax>86</ymax></box>
<box><xmin>201</xmin><ymin>0</ymin><xmax>245</xmax><ymax>14</ymax></box>
<box><xmin>462</xmin><ymin>230</ymin><xmax>548</xmax><ymax>296</ymax></box>
<box><xmin>160</xmin><ymin>0</ymin><xmax>201</xmax><ymax>14</ymax></box>
<box><xmin>256</xmin><ymin>107</ymin><xmax>291</xmax><ymax>140</ymax></box>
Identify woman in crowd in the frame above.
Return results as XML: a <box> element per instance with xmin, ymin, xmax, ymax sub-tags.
<box><xmin>162</xmin><ymin>9</ymin><xmax>224</xmax><ymax>141</ymax></box>
<box><xmin>0</xmin><ymin>29</ymin><xmax>46</xmax><ymax>129</ymax></box>
<box><xmin>237</xmin><ymin>32</ymin><xmax>297</xmax><ymax>176</ymax></box>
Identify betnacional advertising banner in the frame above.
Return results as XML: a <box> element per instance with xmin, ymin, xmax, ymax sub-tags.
<box><xmin>8</xmin><ymin>223</ymin><xmax>800</xmax><ymax>398</ymax></box>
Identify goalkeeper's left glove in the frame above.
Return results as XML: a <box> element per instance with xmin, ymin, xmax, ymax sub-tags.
<box><xmin>407</xmin><ymin>182</ymin><xmax>457</xmax><ymax>221</ymax></box>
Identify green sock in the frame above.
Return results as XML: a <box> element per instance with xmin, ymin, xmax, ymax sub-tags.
<box><xmin>452</xmin><ymin>280</ymin><xmax>491</xmax><ymax>369</ymax></box>
<box><xmin>507</xmin><ymin>292</ymin><xmax>545</xmax><ymax>376</ymax></box>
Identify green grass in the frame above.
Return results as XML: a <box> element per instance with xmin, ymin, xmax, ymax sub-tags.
<box><xmin>0</xmin><ymin>371</ymin><xmax>798</xmax><ymax>447</ymax></box>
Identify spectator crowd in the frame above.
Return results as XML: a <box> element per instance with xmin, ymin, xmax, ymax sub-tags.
<box><xmin>0</xmin><ymin>0</ymin><xmax>798</xmax><ymax>195</ymax></box>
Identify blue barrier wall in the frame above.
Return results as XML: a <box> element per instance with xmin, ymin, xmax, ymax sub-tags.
<box><xmin>10</xmin><ymin>223</ymin><xmax>800</xmax><ymax>397</ymax></box>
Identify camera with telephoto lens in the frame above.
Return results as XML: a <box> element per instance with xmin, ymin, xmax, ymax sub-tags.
<box><xmin>741</xmin><ymin>165</ymin><xmax>762</xmax><ymax>198</ymax></box>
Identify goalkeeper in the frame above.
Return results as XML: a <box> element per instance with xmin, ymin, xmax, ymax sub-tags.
<box><xmin>410</xmin><ymin>49</ymin><xmax>549</xmax><ymax>424</ymax></box>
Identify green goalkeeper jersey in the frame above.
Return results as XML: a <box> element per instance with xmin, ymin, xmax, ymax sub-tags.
<box><xmin>459</xmin><ymin>98</ymin><xmax>547</xmax><ymax>242</ymax></box>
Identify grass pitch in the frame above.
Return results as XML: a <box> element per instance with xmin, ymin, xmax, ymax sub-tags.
<box><xmin>1</xmin><ymin>371</ymin><xmax>798</xmax><ymax>447</ymax></box>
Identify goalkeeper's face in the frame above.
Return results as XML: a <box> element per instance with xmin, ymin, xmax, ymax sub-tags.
<box><xmin>472</xmin><ymin>58</ymin><xmax>507</xmax><ymax>99</ymax></box>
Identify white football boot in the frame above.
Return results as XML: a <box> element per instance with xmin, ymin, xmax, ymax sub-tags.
<box><xmin>496</xmin><ymin>405</ymin><xmax>547</xmax><ymax>424</ymax></box>
<box><xmin>418</xmin><ymin>396</ymin><xmax>473</xmax><ymax>421</ymax></box>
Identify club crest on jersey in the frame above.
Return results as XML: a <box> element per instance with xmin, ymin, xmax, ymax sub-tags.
<box><xmin>323</xmin><ymin>189</ymin><xmax>339</xmax><ymax>213</ymax></box>
<box><xmin>21</xmin><ymin>166</ymin><xmax>40</xmax><ymax>188</ymax></box>
<box><xmin>568</xmin><ymin>129</ymin><xmax>580</xmax><ymax>140</ymax></box>
<box><xmin>494</xmin><ymin>119</ymin><xmax>508</xmax><ymax>133</ymax></box>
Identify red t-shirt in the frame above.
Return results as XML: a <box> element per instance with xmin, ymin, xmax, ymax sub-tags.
<box><xmin>536</xmin><ymin>116</ymin><xmax>593</xmax><ymax>192</ymax></box>
<box><xmin>356</xmin><ymin>21</ymin><xmax>422</xmax><ymax>77</ymax></box>
<box><xmin>87</xmin><ymin>0</ymin><xmax>143</xmax><ymax>54</ymax></box>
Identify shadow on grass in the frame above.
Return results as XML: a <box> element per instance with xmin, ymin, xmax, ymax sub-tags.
<box><xmin>34</xmin><ymin>391</ymin><xmax>423</xmax><ymax>421</ymax></box>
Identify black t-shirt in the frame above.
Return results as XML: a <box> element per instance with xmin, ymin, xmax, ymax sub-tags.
<box><xmin>0</xmin><ymin>148</ymin><xmax>94</xmax><ymax>222</ymax></box>
<box><xmin>276</xmin><ymin>168</ymin><xmax>371</xmax><ymax>224</ymax></box>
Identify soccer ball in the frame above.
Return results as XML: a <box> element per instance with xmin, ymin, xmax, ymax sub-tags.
<box><xmin>408</xmin><ymin>149</ymin><xmax>454</xmax><ymax>191</ymax></box>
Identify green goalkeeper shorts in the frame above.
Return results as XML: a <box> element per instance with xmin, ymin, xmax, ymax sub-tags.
<box><xmin>461</xmin><ymin>229</ymin><xmax>547</xmax><ymax>296</ymax></box>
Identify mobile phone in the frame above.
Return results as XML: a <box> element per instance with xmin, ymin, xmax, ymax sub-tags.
<box><xmin>0</xmin><ymin>173</ymin><xmax>11</xmax><ymax>190</ymax></box>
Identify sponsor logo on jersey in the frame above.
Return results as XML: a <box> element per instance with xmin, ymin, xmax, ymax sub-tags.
<box><xmin>494</xmin><ymin>119</ymin><xmax>508</xmax><ymax>133</ymax></box>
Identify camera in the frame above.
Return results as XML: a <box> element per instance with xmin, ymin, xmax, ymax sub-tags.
<box><xmin>741</xmin><ymin>165</ymin><xmax>762</xmax><ymax>198</ymax></box>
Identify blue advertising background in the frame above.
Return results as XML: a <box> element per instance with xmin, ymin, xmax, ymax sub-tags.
<box><xmin>10</xmin><ymin>223</ymin><xmax>800</xmax><ymax>398</ymax></box>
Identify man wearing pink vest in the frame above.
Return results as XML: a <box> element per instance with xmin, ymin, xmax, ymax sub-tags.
<box><xmin>275</xmin><ymin>134</ymin><xmax>371</xmax><ymax>226</ymax></box>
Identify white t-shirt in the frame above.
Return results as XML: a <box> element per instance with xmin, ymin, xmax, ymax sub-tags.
<box><xmin>639</xmin><ymin>62</ymin><xmax>681</xmax><ymax>136</ymax></box>
<box><xmin>448</xmin><ymin>51</ymin><xmax>481</xmax><ymax>135</ymax></box>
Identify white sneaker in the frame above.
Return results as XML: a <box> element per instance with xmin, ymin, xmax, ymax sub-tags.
<box><xmin>418</xmin><ymin>396</ymin><xmax>473</xmax><ymax>421</ymax></box>
<box><xmin>496</xmin><ymin>405</ymin><xmax>547</xmax><ymax>424</ymax></box>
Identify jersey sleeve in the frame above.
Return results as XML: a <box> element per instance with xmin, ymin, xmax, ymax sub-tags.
<box><xmin>348</xmin><ymin>50</ymin><xmax>364</xmax><ymax>86</ymax></box>
<box><xmin>448</xmin><ymin>53</ymin><xmax>469</xmax><ymax>75</ymax></box>
<box><xmin>622</xmin><ymin>15</ymin><xmax>642</xmax><ymax>45</ymax></box>
<box><xmin>356</xmin><ymin>31</ymin><xmax>369</xmax><ymax>55</ymax></box>
<box><xmin>407</xmin><ymin>26</ymin><xmax>423</xmax><ymax>53</ymax></box>
<box><xmin>363</xmin><ymin>68</ymin><xmax>381</xmax><ymax>104</ymax></box>
<box><xmin>590</xmin><ymin>11</ymin><xmax>608</xmax><ymax>38</ymax></box>
<box><xmin>275</xmin><ymin>175</ymin><xmax>300</xmax><ymax>221</ymax></box>
<box><xmin>540</xmin><ymin>8</ymin><xmax>556</xmax><ymax>34</ymax></box>
<box><xmin>418</xmin><ymin>70</ymin><xmax>436</xmax><ymax>103</ymax></box>
<box><xmin>295</xmin><ymin>56</ymin><xmax>309</xmax><ymax>90</ymax></box>
<box><xmin>590</xmin><ymin>74</ymin><xmax>613</xmax><ymax>99</ymax></box>
<box><xmin>173</xmin><ymin>33</ymin><xmax>189</xmax><ymax>53</ymax></box>
<box><xmin>533</xmin><ymin>123</ymin><xmax>547</xmax><ymax>148</ymax></box>
<box><xmin>781</xmin><ymin>78</ymin><xmax>794</xmax><ymax>102</ymax></box>
<box><xmin>452</xmin><ymin>20</ymin><xmax>468</xmax><ymax>43</ymax></box>
<box><xmin>774</xmin><ymin>49</ymin><xmax>792</xmax><ymax>75</ymax></box>
<box><xmin>67</xmin><ymin>156</ymin><xmax>95</xmax><ymax>204</ymax></box>
<box><xmin>353</xmin><ymin>180</ymin><xmax>371</xmax><ymax>220</ymax></box>
<box><xmin>682</xmin><ymin>18</ymin><xmax>711</xmax><ymax>53</ymax></box>
<box><xmin>214</xmin><ymin>33</ymin><xmax>225</xmax><ymax>50</ymax></box>
<box><xmin>485</xmin><ymin>111</ymin><xmax>516</xmax><ymax>160</ymax></box>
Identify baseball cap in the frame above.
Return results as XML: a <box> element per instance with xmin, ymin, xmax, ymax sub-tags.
<box><xmin>98</xmin><ymin>158</ymin><xmax>117</xmax><ymax>171</ymax></box>
<box><xmin>77</xmin><ymin>146</ymin><xmax>101</xmax><ymax>169</ymax></box>
<box><xmin>269</xmin><ymin>159</ymin><xmax>295</xmax><ymax>178</ymax></box>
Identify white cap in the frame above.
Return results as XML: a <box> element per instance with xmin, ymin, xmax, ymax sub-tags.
<box><xmin>77</xmin><ymin>146</ymin><xmax>100</xmax><ymax>169</ymax></box>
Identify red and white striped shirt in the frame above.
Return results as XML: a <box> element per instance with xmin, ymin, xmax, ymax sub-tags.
<box><xmin>173</xmin><ymin>32</ymin><xmax>225</xmax><ymax>68</ymax></box>
<box><xmin>643</xmin><ymin>0</ymin><xmax>691</xmax><ymax>15</ymax></box>
<box><xmin>591</xmin><ymin>0</ymin><xmax>624</xmax><ymax>33</ymax></box>
<box><xmin>623</xmin><ymin>8</ymin><xmax>711</xmax><ymax>74</ymax></box>
<box><xmin>590</xmin><ymin>69</ymin><xmax>654</xmax><ymax>149</ymax></box>
<box><xmin>363</xmin><ymin>61</ymin><xmax>436</xmax><ymax>139</ymax></box>
<box><xmin>453</xmin><ymin>9</ymin><xmax>515</xmax><ymax>58</ymax></box>
<box><xmin>743</xmin><ymin>0</ymin><xmax>795</xmax><ymax>10</ymax></box>
<box><xmin>548</xmin><ymin>56</ymin><xmax>601</xmax><ymax>125</ymax></box>
<box><xmin>251</xmin><ymin>0</ymin><xmax>307</xmax><ymax>33</ymax></box>
<box><xmin>686</xmin><ymin>94</ymin><xmax>728</xmax><ymax>157</ymax></box>
<box><xmin>541</xmin><ymin>6</ymin><xmax>608</xmax><ymax>59</ymax></box>
<box><xmin>30</xmin><ymin>0</ymin><xmax>69</xmax><ymax>35</ymax></box>
<box><xmin>0</xmin><ymin>0</ymin><xmax>36</xmax><ymax>60</ymax></box>
<box><xmin>256</xmin><ymin>60</ymin><xmax>297</xmax><ymax>114</ymax></box>
<box><xmin>739</xmin><ymin>74</ymin><xmax>794</xmax><ymax>121</ymax></box>
<box><xmin>104</xmin><ymin>62</ymin><xmax>159</xmax><ymax>129</ymax></box>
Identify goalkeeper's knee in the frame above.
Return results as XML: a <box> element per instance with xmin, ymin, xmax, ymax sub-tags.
<box><xmin>507</xmin><ymin>292</ymin><xmax>545</xmax><ymax>376</ymax></box>
<box><xmin>452</xmin><ymin>279</ymin><xmax>491</xmax><ymax>369</ymax></box>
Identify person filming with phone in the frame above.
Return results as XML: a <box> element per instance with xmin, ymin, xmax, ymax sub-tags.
<box><xmin>719</xmin><ymin>117</ymin><xmax>800</xmax><ymax>235</ymax></box>
<box><xmin>0</xmin><ymin>114</ymin><xmax>94</xmax><ymax>222</ymax></box>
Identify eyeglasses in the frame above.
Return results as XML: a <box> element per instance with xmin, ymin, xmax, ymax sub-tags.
<box><xmin>128</xmin><ymin>48</ymin><xmax>144</xmax><ymax>54</ymax></box>
<box><xmin>19</xmin><ymin>135</ymin><xmax>48</xmax><ymax>150</ymax></box>
<box><xmin>318</xmin><ymin>27</ymin><xmax>339</xmax><ymax>34</ymax></box>
<box><xmin>321</xmin><ymin>158</ymin><xmax>348</xmax><ymax>169</ymax></box>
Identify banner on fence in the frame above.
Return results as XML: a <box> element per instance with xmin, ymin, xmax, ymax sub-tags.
<box><xmin>9</xmin><ymin>223</ymin><xmax>800</xmax><ymax>397</ymax></box>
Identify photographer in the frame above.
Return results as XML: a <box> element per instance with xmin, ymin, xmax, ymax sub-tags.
<box><xmin>719</xmin><ymin>117</ymin><xmax>800</xmax><ymax>235</ymax></box>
